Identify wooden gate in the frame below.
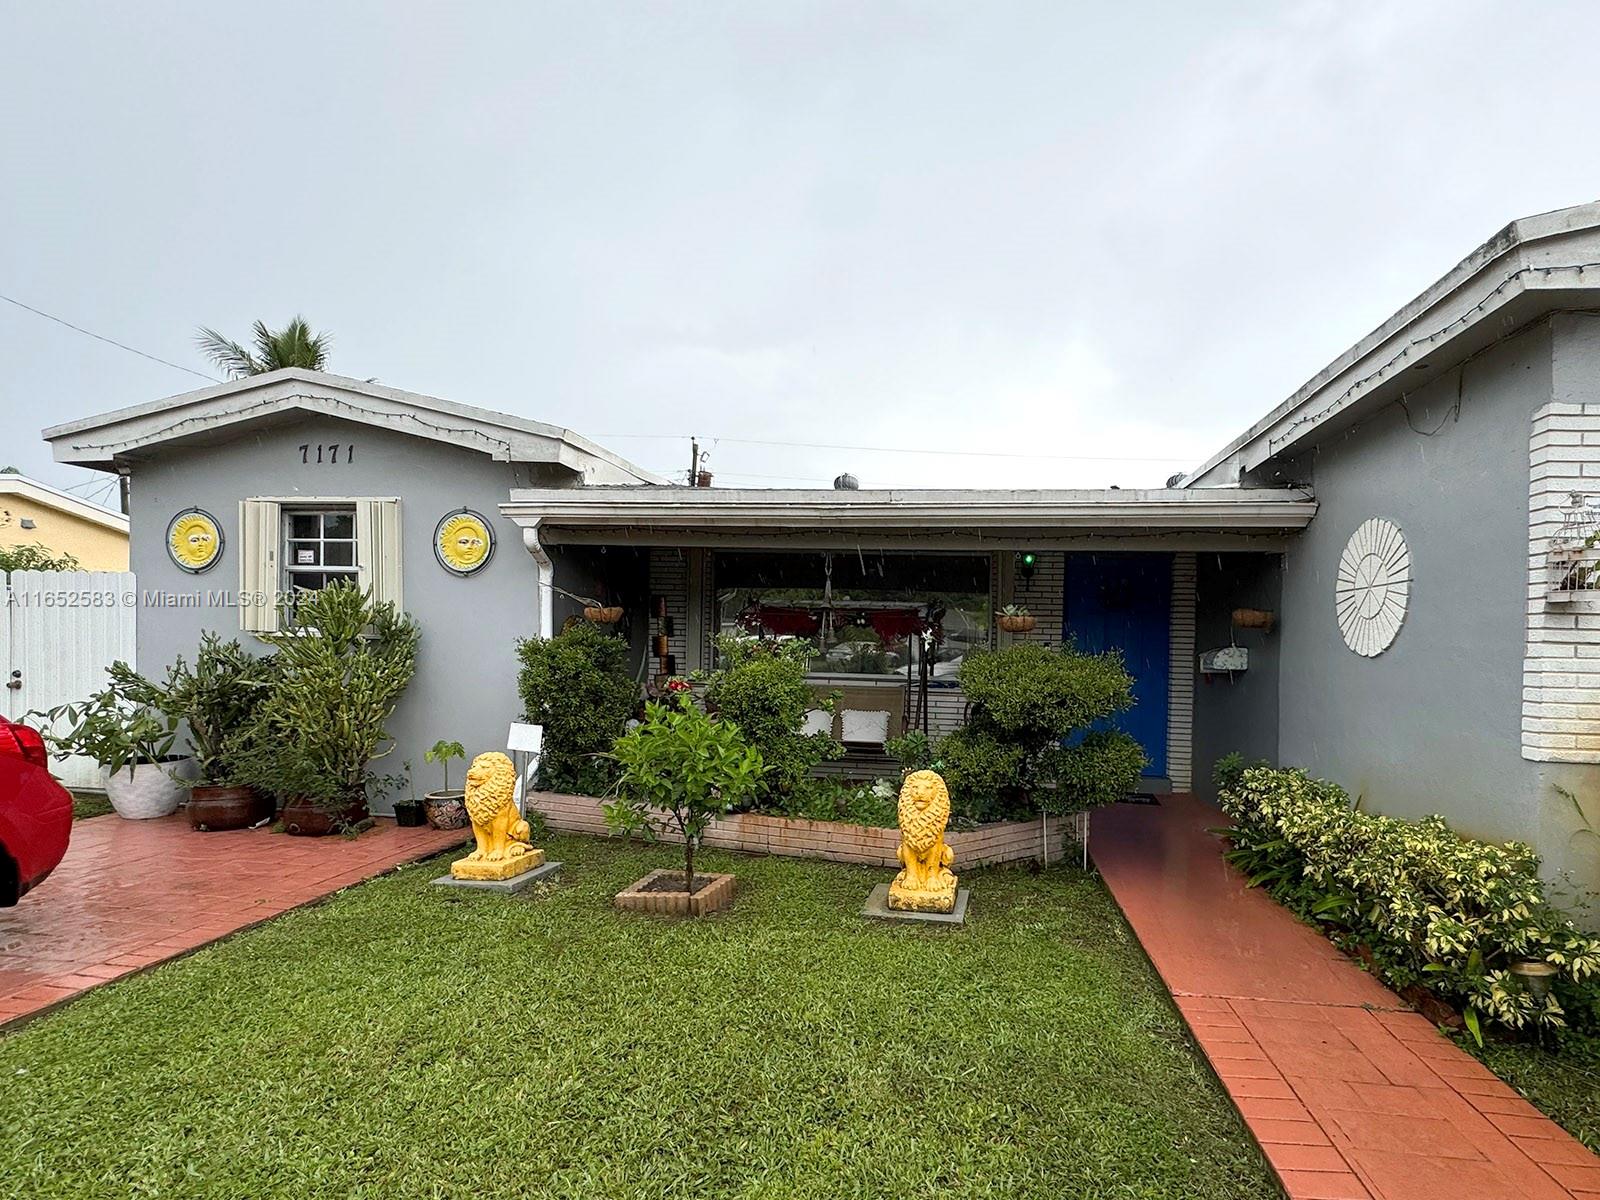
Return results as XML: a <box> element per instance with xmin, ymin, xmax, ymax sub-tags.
<box><xmin>1</xmin><ymin>571</ymin><xmax>137</xmax><ymax>789</ymax></box>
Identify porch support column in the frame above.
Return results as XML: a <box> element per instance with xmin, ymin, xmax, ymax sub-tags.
<box><xmin>521</xmin><ymin>522</ymin><xmax>555</xmax><ymax>639</ymax></box>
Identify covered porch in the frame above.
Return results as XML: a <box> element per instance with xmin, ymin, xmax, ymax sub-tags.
<box><xmin>502</xmin><ymin>486</ymin><xmax>1315</xmax><ymax>793</ymax></box>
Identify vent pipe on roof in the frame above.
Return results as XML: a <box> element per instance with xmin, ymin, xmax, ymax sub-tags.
<box><xmin>833</xmin><ymin>472</ymin><xmax>859</xmax><ymax>490</ymax></box>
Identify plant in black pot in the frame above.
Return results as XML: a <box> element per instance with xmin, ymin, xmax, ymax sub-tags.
<box><xmin>243</xmin><ymin>584</ymin><xmax>420</xmax><ymax>836</ymax></box>
<box><xmin>392</xmin><ymin>759</ymin><xmax>426</xmax><ymax>827</ymax></box>
<box><xmin>421</xmin><ymin>739</ymin><xmax>468</xmax><ymax>829</ymax></box>
<box><xmin>32</xmin><ymin>664</ymin><xmax>192</xmax><ymax>819</ymax></box>
<box><xmin>161</xmin><ymin>632</ymin><xmax>279</xmax><ymax>831</ymax></box>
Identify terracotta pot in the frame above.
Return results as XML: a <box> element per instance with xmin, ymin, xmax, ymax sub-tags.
<box><xmin>998</xmin><ymin>614</ymin><xmax>1036</xmax><ymax>634</ymax></box>
<box><xmin>282</xmin><ymin>797</ymin><xmax>369</xmax><ymax>837</ymax></box>
<box><xmin>423</xmin><ymin>790</ymin><xmax>469</xmax><ymax>830</ymax></box>
<box><xmin>653</xmin><ymin>634</ymin><xmax>671</xmax><ymax>656</ymax></box>
<box><xmin>188</xmin><ymin>784</ymin><xmax>275</xmax><ymax>832</ymax></box>
<box><xmin>104</xmin><ymin>757</ymin><xmax>196</xmax><ymax>819</ymax></box>
<box><xmin>584</xmin><ymin>605</ymin><xmax>624</xmax><ymax>624</ymax></box>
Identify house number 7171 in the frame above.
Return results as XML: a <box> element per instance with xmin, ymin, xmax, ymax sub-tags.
<box><xmin>299</xmin><ymin>443</ymin><xmax>355</xmax><ymax>465</ymax></box>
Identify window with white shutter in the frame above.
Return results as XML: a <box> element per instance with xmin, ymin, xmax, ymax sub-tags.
<box><xmin>237</xmin><ymin>496</ymin><xmax>402</xmax><ymax>634</ymax></box>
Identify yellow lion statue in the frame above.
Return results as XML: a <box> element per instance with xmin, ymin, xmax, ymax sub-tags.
<box><xmin>888</xmin><ymin>769</ymin><xmax>958</xmax><ymax>912</ymax></box>
<box><xmin>450</xmin><ymin>751</ymin><xmax>545</xmax><ymax>881</ymax></box>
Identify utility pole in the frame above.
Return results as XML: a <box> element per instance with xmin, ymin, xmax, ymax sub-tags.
<box><xmin>688</xmin><ymin>437</ymin><xmax>700</xmax><ymax>487</ymax></box>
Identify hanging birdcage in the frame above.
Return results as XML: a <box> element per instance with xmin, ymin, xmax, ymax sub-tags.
<box><xmin>1547</xmin><ymin>492</ymin><xmax>1600</xmax><ymax>599</ymax></box>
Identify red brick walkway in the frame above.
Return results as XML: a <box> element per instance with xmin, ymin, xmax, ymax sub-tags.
<box><xmin>0</xmin><ymin>813</ymin><xmax>466</xmax><ymax>1028</ymax></box>
<box><xmin>1092</xmin><ymin>792</ymin><xmax>1600</xmax><ymax>1200</ymax></box>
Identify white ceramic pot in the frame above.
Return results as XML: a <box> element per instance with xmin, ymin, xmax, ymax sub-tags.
<box><xmin>104</xmin><ymin>758</ymin><xmax>196</xmax><ymax>820</ymax></box>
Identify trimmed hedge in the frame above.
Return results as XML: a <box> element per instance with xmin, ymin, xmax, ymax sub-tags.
<box><xmin>1218</xmin><ymin>760</ymin><xmax>1600</xmax><ymax>1041</ymax></box>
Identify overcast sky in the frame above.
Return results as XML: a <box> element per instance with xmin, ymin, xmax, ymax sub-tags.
<box><xmin>4</xmin><ymin>1</ymin><xmax>1598</xmax><ymax>504</ymax></box>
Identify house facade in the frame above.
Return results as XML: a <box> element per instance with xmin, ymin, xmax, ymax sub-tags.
<box><xmin>39</xmin><ymin>200</ymin><xmax>1600</xmax><ymax>906</ymax></box>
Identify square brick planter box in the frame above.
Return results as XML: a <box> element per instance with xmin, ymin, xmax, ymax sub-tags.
<box><xmin>614</xmin><ymin>869</ymin><xmax>736</xmax><ymax>917</ymax></box>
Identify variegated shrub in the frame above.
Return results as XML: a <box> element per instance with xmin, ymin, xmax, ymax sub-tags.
<box><xmin>1218</xmin><ymin>763</ymin><xmax>1600</xmax><ymax>1041</ymax></box>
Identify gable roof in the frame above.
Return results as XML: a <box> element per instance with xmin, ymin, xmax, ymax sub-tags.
<box><xmin>1186</xmin><ymin>200</ymin><xmax>1600</xmax><ymax>487</ymax></box>
<box><xmin>0</xmin><ymin>474</ymin><xmax>128</xmax><ymax>533</ymax></box>
<box><xmin>42</xmin><ymin>368</ymin><xmax>667</xmax><ymax>484</ymax></box>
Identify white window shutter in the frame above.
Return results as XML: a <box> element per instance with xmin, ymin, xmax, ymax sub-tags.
<box><xmin>238</xmin><ymin>499</ymin><xmax>281</xmax><ymax>634</ymax></box>
<box><xmin>357</xmin><ymin>498</ymin><xmax>403</xmax><ymax>612</ymax></box>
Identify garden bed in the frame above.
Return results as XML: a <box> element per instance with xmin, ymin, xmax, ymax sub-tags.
<box><xmin>529</xmin><ymin>790</ymin><xmax>1075</xmax><ymax>867</ymax></box>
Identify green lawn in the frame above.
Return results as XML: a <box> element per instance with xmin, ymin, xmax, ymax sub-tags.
<box><xmin>0</xmin><ymin>835</ymin><xmax>1275</xmax><ymax>1200</ymax></box>
<box><xmin>1473</xmin><ymin>1033</ymin><xmax>1600</xmax><ymax>1151</ymax></box>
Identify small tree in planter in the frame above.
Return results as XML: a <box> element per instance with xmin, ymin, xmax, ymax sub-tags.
<box><xmin>605</xmin><ymin>698</ymin><xmax>765</xmax><ymax>915</ymax></box>
<box><xmin>32</xmin><ymin>663</ymin><xmax>190</xmax><ymax>819</ymax></box>
<box><xmin>421</xmin><ymin>739</ymin><xmax>468</xmax><ymax>829</ymax></box>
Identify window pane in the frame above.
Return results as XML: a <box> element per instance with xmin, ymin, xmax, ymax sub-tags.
<box><xmin>323</xmin><ymin>513</ymin><xmax>354</xmax><ymax>539</ymax></box>
<box><xmin>290</xmin><ymin>541</ymin><xmax>322</xmax><ymax>566</ymax></box>
<box><xmin>290</xmin><ymin>514</ymin><xmax>321</xmax><ymax>539</ymax></box>
<box><xmin>324</xmin><ymin>542</ymin><xmax>354</xmax><ymax>567</ymax></box>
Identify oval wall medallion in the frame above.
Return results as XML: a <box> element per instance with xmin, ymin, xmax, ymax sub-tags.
<box><xmin>166</xmin><ymin>507</ymin><xmax>224</xmax><ymax>574</ymax></box>
<box><xmin>433</xmin><ymin>509</ymin><xmax>495</xmax><ymax>576</ymax></box>
<box><xmin>1336</xmin><ymin>518</ymin><xmax>1410</xmax><ymax>657</ymax></box>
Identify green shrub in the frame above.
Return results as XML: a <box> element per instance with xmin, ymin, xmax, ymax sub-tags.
<box><xmin>605</xmin><ymin>698</ymin><xmax>765</xmax><ymax>892</ymax></box>
<box><xmin>935</xmin><ymin>641</ymin><xmax>1137</xmax><ymax>818</ymax></box>
<box><xmin>885</xmin><ymin>730</ymin><xmax>935</xmax><ymax>774</ymax></box>
<box><xmin>246</xmin><ymin>584</ymin><xmax>419</xmax><ymax>811</ymax></box>
<box><xmin>703</xmin><ymin>634</ymin><xmax>841</xmax><ymax>806</ymax></box>
<box><xmin>1046</xmin><ymin>730</ymin><xmax>1148</xmax><ymax>813</ymax></box>
<box><xmin>772</xmin><ymin>777</ymin><xmax>900</xmax><ymax>827</ymax></box>
<box><xmin>1220</xmin><ymin>764</ymin><xmax>1600</xmax><ymax>1041</ymax></box>
<box><xmin>936</xmin><ymin>727</ymin><xmax>1029</xmax><ymax>823</ymax></box>
<box><xmin>516</xmin><ymin>622</ymin><xmax>638</xmax><ymax>796</ymax></box>
<box><xmin>1212</xmin><ymin>750</ymin><xmax>1268</xmax><ymax>796</ymax></box>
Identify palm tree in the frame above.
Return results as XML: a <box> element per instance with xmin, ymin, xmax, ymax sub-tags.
<box><xmin>194</xmin><ymin>316</ymin><xmax>332</xmax><ymax>378</ymax></box>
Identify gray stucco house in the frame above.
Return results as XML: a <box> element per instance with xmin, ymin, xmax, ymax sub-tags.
<box><xmin>42</xmin><ymin>200</ymin><xmax>1600</xmax><ymax>904</ymax></box>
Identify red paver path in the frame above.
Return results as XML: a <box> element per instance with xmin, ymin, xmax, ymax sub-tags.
<box><xmin>1092</xmin><ymin>792</ymin><xmax>1600</xmax><ymax>1200</ymax></box>
<box><xmin>0</xmin><ymin>812</ymin><xmax>466</xmax><ymax>1028</ymax></box>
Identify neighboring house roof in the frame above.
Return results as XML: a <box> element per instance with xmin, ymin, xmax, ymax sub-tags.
<box><xmin>1187</xmin><ymin>200</ymin><xmax>1600</xmax><ymax>487</ymax></box>
<box><xmin>0</xmin><ymin>473</ymin><xmax>128</xmax><ymax>534</ymax></box>
<box><xmin>42</xmin><ymin>368</ymin><xmax>667</xmax><ymax>485</ymax></box>
<box><xmin>504</xmin><ymin>485</ymin><xmax>1316</xmax><ymax>550</ymax></box>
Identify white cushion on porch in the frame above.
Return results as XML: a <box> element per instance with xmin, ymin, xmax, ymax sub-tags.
<box><xmin>840</xmin><ymin>709</ymin><xmax>890</xmax><ymax>746</ymax></box>
<box><xmin>800</xmin><ymin>709</ymin><xmax>833</xmax><ymax>737</ymax></box>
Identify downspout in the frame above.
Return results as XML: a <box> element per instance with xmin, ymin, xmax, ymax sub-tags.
<box><xmin>522</xmin><ymin>522</ymin><xmax>554</xmax><ymax>639</ymax></box>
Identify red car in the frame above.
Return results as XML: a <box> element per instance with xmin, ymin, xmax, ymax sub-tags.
<box><xmin>0</xmin><ymin>717</ymin><xmax>72</xmax><ymax>905</ymax></box>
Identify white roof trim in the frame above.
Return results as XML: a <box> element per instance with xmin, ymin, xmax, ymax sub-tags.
<box><xmin>1187</xmin><ymin>201</ymin><xmax>1600</xmax><ymax>487</ymax></box>
<box><xmin>504</xmin><ymin>485</ymin><xmax>1316</xmax><ymax>533</ymax></box>
<box><xmin>43</xmin><ymin>368</ymin><xmax>667</xmax><ymax>484</ymax></box>
<box><xmin>0</xmin><ymin>474</ymin><xmax>128</xmax><ymax>532</ymax></box>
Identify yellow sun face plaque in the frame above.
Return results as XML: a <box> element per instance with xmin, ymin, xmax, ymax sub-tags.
<box><xmin>166</xmin><ymin>508</ymin><xmax>223</xmax><ymax>574</ymax></box>
<box><xmin>434</xmin><ymin>509</ymin><xmax>494</xmax><ymax>576</ymax></box>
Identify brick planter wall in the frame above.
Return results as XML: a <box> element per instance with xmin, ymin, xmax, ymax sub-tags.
<box><xmin>528</xmin><ymin>790</ymin><xmax>1069</xmax><ymax>867</ymax></box>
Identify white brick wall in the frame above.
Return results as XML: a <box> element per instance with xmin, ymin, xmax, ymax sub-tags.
<box><xmin>1523</xmin><ymin>402</ymin><xmax>1600</xmax><ymax>761</ymax></box>
<box><xmin>1167</xmin><ymin>552</ymin><xmax>1197</xmax><ymax>791</ymax></box>
<box><xmin>1011</xmin><ymin>551</ymin><xmax>1064</xmax><ymax>644</ymax></box>
<box><xmin>648</xmin><ymin>548</ymin><xmax>690</xmax><ymax>674</ymax></box>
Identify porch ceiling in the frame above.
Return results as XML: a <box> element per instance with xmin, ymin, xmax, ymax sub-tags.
<box><xmin>503</xmin><ymin>486</ymin><xmax>1317</xmax><ymax>551</ymax></box>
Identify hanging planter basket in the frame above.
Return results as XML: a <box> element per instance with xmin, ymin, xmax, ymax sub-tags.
<box><xmin>998</xmin><ymin>614</ymin><xmax>1036</xmax><ymax>634</ymax></box>
<box><xmin>584</xmin><ymin>606</ymin><xmax>625</xmax><ymax>624</ymax></box>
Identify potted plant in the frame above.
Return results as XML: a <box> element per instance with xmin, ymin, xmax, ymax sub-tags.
<box><xmin>998</xmin><ymin>604</ymin><xmax>1036</xmax><ymax>634</ymax></box>
<box><xmin>583</xmin><ymin>604</ymin><xmax>624</xmax><ymax>624</ymax></box>
<box><xmin>161</xmin><ymin>633</ymin><xmax>279</xmax><ymax>831</ymax></box>
<box><xmin>32</xmin><ymin>664</ymin><xmax>192</xmax><ymax>819</ymax></box>
<box><xmin>605</xmin><ymin>696</ymin><xmax>765</xmax><ymax>916</ymax></box>
<box><xmin>393</xmin><ymin>760</ymin><xmax>426</xmax><ymax>827</ymax></box>
<box><xmin>422</xmin><ymin>739</ymin><xmax>469</xmax><ymax>829</ymax></box>
<box><xmin>247</xmin><ymin>583</ymin><xmax>420</xmax><ymax>836</ymax></box>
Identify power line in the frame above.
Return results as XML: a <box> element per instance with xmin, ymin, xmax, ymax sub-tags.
<box><xmin>0</xmin><ymin>292</ymin><xmax>217</xmax><ymax>383</ymax></box>
<box><xmin>604</xmin><ymin>431</ymin><xmax>1193</xmax><ymax>463</ymax></box>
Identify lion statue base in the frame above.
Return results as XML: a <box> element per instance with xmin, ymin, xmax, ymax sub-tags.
<box><xmin>887</xmin><ymin>769</ymin><xmax>958</xmax><ymax>913</ymax></box>
<box><xmin>450</xmin><ymin>751</ymin><xmax>545</xmax><ymax>882</ymax></box>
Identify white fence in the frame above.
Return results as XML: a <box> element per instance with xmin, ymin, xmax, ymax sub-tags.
<box><xmin>1</xmin><ymin>571</ymin><xmax>137</xmax><ymax>789</ymax></box>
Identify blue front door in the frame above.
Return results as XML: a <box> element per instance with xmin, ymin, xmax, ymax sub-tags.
<box><xmin>1063</xmin><ymin>553</ymin><xmax>1171</xmax><ymax>778</ymax></box>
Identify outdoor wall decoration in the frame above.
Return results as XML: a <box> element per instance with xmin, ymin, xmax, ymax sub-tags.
<box><xmin>433</xmin><ymin>508</ymin><xmax>495</xmax><ymax>576</ymax></box>
<box><xmin>165</xmin><ymin>508</ymin><xmax>223</xmax><ymax>574</ymax></box>
<box><xmin>1335</xmin><ymin>517</ymin><xmax>1410</xmax><ymax>657</ymax></box>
